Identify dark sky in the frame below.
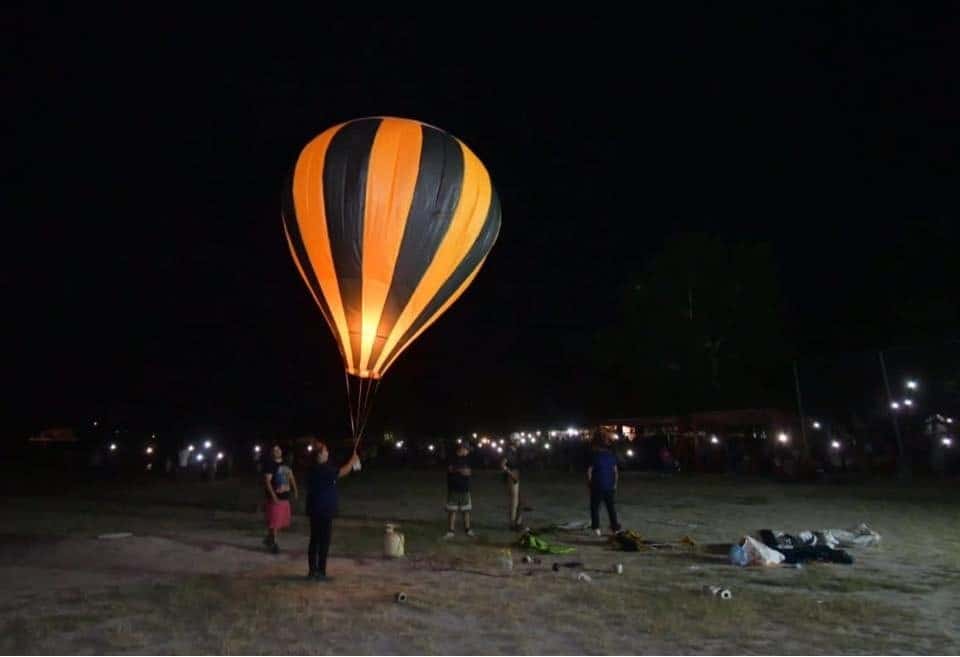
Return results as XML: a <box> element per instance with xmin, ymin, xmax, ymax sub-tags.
<box><xmin>6</xmin><ymin>7</ymin><xmax>958</xmax><ymax>439</ymax></box>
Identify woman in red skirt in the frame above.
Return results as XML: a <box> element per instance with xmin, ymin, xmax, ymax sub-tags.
<box><xmin>263</xmin><ymin>444</ymin><xmax>297</xmax><ymax>553</ymax></box>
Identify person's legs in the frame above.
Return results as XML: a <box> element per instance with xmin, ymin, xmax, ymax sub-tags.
<box><xmin>316</xmin><ymin>516</ymin><xmax>333</xmax><ymax>576</ymax></box>
<box><xmin>508</xmin><ymin>483</ymin><xmax>520</xmax><ymax>528</ymax></box>
<box><xmin>308</xmin><ymin>515</ymin><xmax>320</xmax><ymax>575</ymax></box>
<box><xmin>447</xmin><ymin>511</ymin><xmax>457</xmax><ymax>532</ymax></box>
<box><xmin>603</xmin><ymin>490</ymin><xmax>621</xmax><ymax>532</ymax></box>
<box><xmin>264</xmin><ymin>501</ymin><xmax>277</xmax><ymax>548</ymax></box>
<box><xmin>590</xmin><ymin>488</ymin><xmax>602</xmax><ymax>530</ymax></box>
<box><xmin>463</xmin><ymin>511</ymin><xmax>472</xmax><ymax>533</ymax></box>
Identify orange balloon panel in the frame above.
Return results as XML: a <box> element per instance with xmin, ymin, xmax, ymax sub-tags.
<box><xmin>282</xmin><ymin>117</ymin><xmax>501</xmax><ymax>379</ymax></box>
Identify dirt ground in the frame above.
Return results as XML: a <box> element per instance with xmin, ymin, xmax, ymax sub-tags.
<box><xmin>1</xmin><ymin>469</ymin><xmax>958</xmax><ymax>654</ymax></box>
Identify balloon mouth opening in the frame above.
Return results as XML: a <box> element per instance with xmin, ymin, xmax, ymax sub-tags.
<box><xmin>347</xmin><ymin>368</ymin><xmax>382</xmax><ymax>380</ymax></box>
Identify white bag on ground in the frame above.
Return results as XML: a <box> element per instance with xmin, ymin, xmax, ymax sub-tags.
<box><xmin>741</xmin><ymin>536</ymin><xmax>785</xmax><ymax>566</ymax></box>
<box><xmin>821</xmin><ymin>523</ymin><xmax>880</xmax><ymax>548</ymax></box>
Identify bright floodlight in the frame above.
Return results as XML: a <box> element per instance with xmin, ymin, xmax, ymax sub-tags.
<box><xmin>549</xmin><ymin>431</ymin><xmax>557</xmax><ymax>437</ymax></box>
<box><xmin>93</xmin><ymin>420</ymin><xmax>99</xmax><ymax>427</ymax></box>
<box><xmin>204</xmin><ymin>440</ymin><xmax>212</xmax><ymax>449</ymax></box>
<box><xmin>196</xmin><ymin>453</ymin><xmax>204</xmax><ymax>461</ymax></box>
<box><xmin>903</xmin><ymin>399</ymin><xmax>913</xmax><ymax>407</ymax></box>
<box><xmin>428</xmin><ymin>444</ymin><xmax>435</xmax><ymax>452</ymax></box>
<box><xmin>710</xmin><ymin>436</ymin><xmax>719</xmax><ymax>445</ymax></box>
<box><xmin>941</xmin><ymin>437</ymin><xmax>953</xmax><ymax>447</ymax></box>
<box><xmin>145</xmin><ymin>446</ymin><xmax>153</xmax><ymax>455</ymax></box>
<box><xmin>812</xmin><ymin>421</ymin><xmax>821</xmax><ymax>429</ymax></box>
<box><xmin>254</xmin><ymin>445</ymin><xmax>261</xmax><ymax>453</ymax></box>
<box><xmin>536</xmin><ymin>431</ymin><xmax>541</xmax><ymax>436</ymax></box>
<box><xmin>890</xmin><ymin>402</ymin><xmax>900</xmax><ymax>410</ymax></box>
<box><xmin>499</xmin><ymin>439</ymin><xmax>505</xmax><ymax>445</ymax></box>
<box><xmin>777</xmin><ymin>433</ymin><xmax>789</xmax><ymax>444</ymax></box>
<box><xmin>496</xmin><ymin>446</ymin><xmax>503</xmax><ymax>453</ymax></box>
<box><xmin>456</xmin><ymin>438</ymin><xmax>462</xmax><ymax>444</ymax></box>
<box><xmin>531</xmin><ymin>437</ymin><xmax>537</xmax><ymax>444</ymax></box>
<box><xmin>188</xmin><ymin>444</ymin><xmax>195</xmax><ymax>452</ymax></box>
<box><xmin>109</xmin><ymin>443</ymin><xmax>117</xmax><ymax>451</ymax></box>
<box><xmin>395</xmin><ymin>441</ymin><xmax>404</xmax><ymax>449</ymax></box>
<box><xmin>217</xmin><ymin>452</ymin><xmax>224</xmax><ymax>460</ymax></box>
<box><xmin>906</xmin><ymin>380</ymin><xmax>918</xmax><ymax>390</ymax></box>
<box><xmin>520</xmin><ymin>438</ymin><xmax>527</xmax><ymax>445</ymax></box>
<box><xmin>566</xmin><ymin>427</ymin><xmax>577</xmax><ymax>436</ymax></box>
<box><xmin>544</xmin><ymin>443</ymin><xmax>551</xmax><ymax>450</ymax></box>
<box><xmin>947</xmin><ymin>418</ymin><xmax>954</xmax><ymax>424</ymax></box>
<box><xmin>830</xmin><ymin>440</ymin><xmax>841</xmax><ymax>450</ymax></box>
<box><xmin>307</xmin><ymin>444</ymin><xmax>313</xmax><ymax>452</ymax></box>
<box><xmin>472</xmin><ymin>433</ymin><xmax>478</xmax><ymax>438</ymax></box>
<box><xmin>626</xmin><ymin>449</ymin><xmax>634</xmax><ymax>457</ymax></box>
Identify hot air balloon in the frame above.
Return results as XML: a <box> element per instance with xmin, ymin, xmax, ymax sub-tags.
<box><xmin>282</xmin><ymin>117</ymin><xmax>501</xmax><ymax>447</ymax></box>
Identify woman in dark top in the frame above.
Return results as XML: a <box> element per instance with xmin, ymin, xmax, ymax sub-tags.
<box><xmin>306</xmin><ymin>440</ymin><xmax>359</xmax><ymax>581</ymax></box>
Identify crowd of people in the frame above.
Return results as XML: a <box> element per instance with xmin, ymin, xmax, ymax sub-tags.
<box><xmin>258</xmin><ymin>431</ymin><xmax>624</xmax><ymax>582</ymax></box>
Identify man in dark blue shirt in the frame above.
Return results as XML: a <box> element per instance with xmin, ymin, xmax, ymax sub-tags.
<box><xmin>305</xmin><ymin>439</ymin><xmax>359</xmax><ymax>581</ymax></box>
<box><xmin>444</xmin><ymin>443</ymin><xmax>475</xmax><ymax>538</ymax></box>
<box><xmin>587</xmin><ymin>432</ymin><xmax>622</xmax><ymax>536</ymax></box>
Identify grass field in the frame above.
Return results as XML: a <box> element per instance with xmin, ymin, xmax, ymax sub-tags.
<box><xmin>1</xmin><ymin>468</ymin><xmax>958</xmax><ymax>654</ymax></box>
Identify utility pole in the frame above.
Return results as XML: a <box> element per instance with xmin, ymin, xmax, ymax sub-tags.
<box><xmin>792</xmin><ymin>361</ymin><xmax>809</xmax><ymax>459</ymax></box>
<box><xmin>878</xmin><ymin>350</ymin><xmax>909</xmax><ymax>481</ymax></box>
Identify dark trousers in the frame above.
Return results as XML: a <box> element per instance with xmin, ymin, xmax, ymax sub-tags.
<box><xmin>590</xmin><ymin>488</ymin><xmax>621</xmax><ymax>531</ymax></box>
<box><xmin>308</xmin><ymin>515</ymin><xmax>333</xmax><ymax>575</ymax></box>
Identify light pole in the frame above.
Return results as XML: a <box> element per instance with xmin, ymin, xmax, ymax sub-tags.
<box><xmin>878</xmin><ymin>351</ymin><xmax>909</xmax><ymax>481</ymax></box>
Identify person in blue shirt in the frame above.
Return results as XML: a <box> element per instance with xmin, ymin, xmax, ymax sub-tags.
<box><xmin>587</xmin><ymin>431</ymin><xmax>622</xmax><ymax>536</ymax></box>
<box><xmin>305</xmin><ymin>439</ymin><xmax>359</xmax><ymax>581</ymax></box>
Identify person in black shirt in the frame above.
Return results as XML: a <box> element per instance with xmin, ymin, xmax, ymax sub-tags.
<box><xmin>305</xmin><ymin>439</ymin><xmax>360</xmax><ymax>581</ymax></box>
<box><xmin>263</xmin><ymin>445</ymin><xmax>297</xmax><ymax>553</ymax></box>
<box><xmin>444</xmin><ymin>443</ymin><xmax>475</xmax><ymax>538</ymax></box>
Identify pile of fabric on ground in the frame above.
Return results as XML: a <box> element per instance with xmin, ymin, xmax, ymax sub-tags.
<box><xmin>518</xmin><ymin>529</ymin><xmax>576</xmax><ymax>554</ymax></box>
<box><xmin>729</xmin><ymin>522</ymin><xmax>880</xmax><ymax>566</ymax></box>
<box><xmin>609</xmin><ymin>530</ymin><xmax>698</xmax><ymax>552</ymax></box>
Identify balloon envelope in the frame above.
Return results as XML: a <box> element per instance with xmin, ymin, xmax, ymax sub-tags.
<box><xmin>282</xmin><ymin>117</ymin><xmax>501</xmax><ymax>379</ymax></box>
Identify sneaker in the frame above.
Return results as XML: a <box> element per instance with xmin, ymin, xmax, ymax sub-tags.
<box><xmin>593</xmin><ymin>528</ymin><xmax>602</xmax><ymax>537</ymax></box>
<box><xmin>465</xmin><ymin>529</ymin><xmax>477</xmax><ymax>538</ymax></box>
<box><xmin>443</xmin><ymin>531</ymin><xmax>455</xmax><ymax>540</ymax></box>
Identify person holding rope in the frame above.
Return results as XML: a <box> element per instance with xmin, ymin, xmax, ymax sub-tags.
<box><xmin>305</xmin><ymin>439</ymin><xmax>360</xmax><ymax>581</ymax></box>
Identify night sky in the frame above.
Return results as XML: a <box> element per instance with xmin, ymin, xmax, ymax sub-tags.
<box><xmin>7</xmin><ymin>7</ymin><xmax>958</xmax><ymax>441</ymax></box>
